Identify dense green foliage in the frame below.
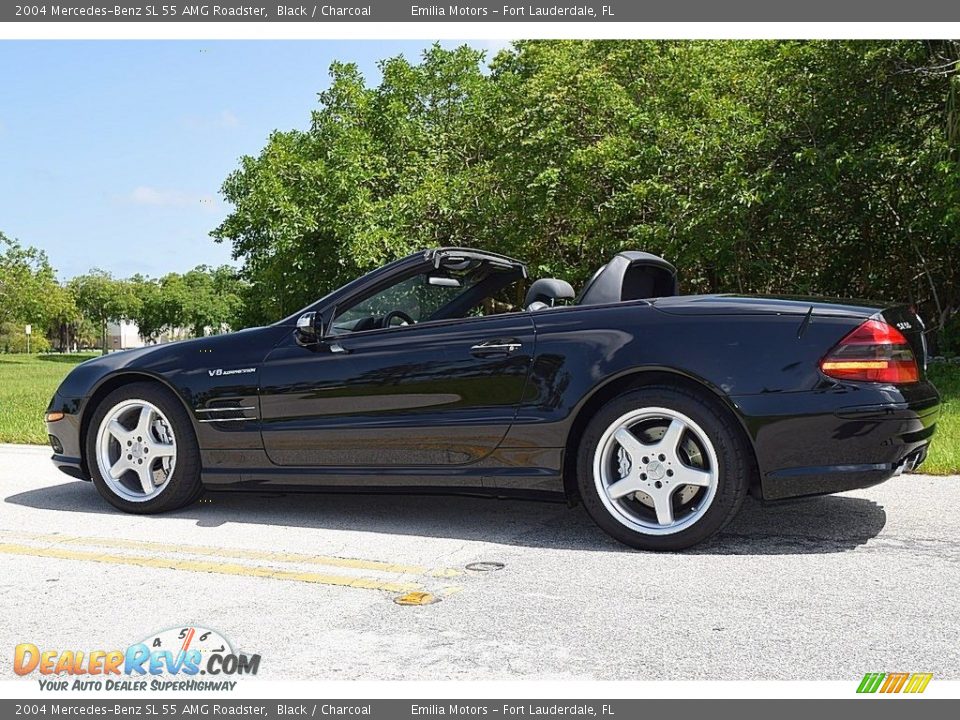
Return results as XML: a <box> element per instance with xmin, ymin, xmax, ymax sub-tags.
<box><xmin>214</xmin><ymin>40</ymin><xmax>960</xmax><ymax>351</ymax></box>
<box><xmin>1</xmin><ymin>231</ymin><xmax>244</xmax><ymax>353</ymax></box>
<box><xmin>128</xmin><ymin>266</ymin><xmax>243</xmax><ymax>341</ymax></box>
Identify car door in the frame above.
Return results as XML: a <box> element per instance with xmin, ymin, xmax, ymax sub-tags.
<box><xmin>258</xmin><ymin>312</ymin><xmax>536</xmax><ymax>472</ymax></box>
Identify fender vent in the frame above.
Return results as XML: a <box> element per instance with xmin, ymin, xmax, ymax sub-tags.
<box><xmin>195</xmin><ymin>403</ymin><xmax>258</xmax><ymax>423</ymax></box>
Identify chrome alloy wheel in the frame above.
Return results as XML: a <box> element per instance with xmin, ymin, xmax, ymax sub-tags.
<box><xmin>593</xmin><ymin>407</ymin><xmax>719</xmax><ymax>536</ymax></box>
<box><xmin>95</xmin><ymin>399</ymin><xmax>177</xmax><ymax>503</ymax></box>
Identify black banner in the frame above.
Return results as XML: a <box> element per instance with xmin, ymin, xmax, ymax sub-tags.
<box><xmin>2</xmin><ymin>700</ymin><xmax>958</xmax><ymax>719</ymax></box>
<box><xmin>5</xmin><ymin>0</ymin><xmax>960</xmax><ymax>22</ymax></box>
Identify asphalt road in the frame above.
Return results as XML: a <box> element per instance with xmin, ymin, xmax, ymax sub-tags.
<box><xmin>1</xmin><ymin>443</ymin><xmax>958</xmax><ymax>681</ymax></box>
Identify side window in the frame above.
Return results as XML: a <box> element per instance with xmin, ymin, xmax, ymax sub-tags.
<box><xmin>469</xmin><ymin>279</ymin><xmax>527</xmax><ymax>317</ymax></box>
<box><xmin>332</xmin><ymin>273</ymin><xmax>464</xmax><ymax>334</ymax></box>
<box><xmin>330</xmin><ymin>261</ymin><xmax>528</xmax><ymax>335</ymax></box>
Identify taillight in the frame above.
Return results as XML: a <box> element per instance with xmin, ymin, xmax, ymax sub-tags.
<box><xmin>820</xmin><ymin>319</ymin><xmax>919</xmax><ymax>384</ymax></box>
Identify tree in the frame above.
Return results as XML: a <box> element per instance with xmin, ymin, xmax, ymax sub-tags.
<box><xmin>0</xmin><ymin>231</ymin><xmax>61</xmax><ymax>329</ymax></box>
<box><xmin>69</xmin><ymin>271</ymin><xmax>140</xmax><ymax>354</ymax></box>
<box><xmin>127</xmin><ymin>275</ymin><xmax>169</xmax><ymax>343</ymax></box>
<box><xmin>44</xmin><ymin>283</ymin><xmax>81</xmax><ymax>352</ymax></box>
<box><xmin>127</xmin><ymin>266</ymin><xmax>245</xmax><ymax>341</ymax></box>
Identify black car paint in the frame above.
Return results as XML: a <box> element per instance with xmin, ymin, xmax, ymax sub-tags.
<box><xmin>46</xmin><ymin>253</ymin><xmax>940</xmax><ymax>503</ymax></box>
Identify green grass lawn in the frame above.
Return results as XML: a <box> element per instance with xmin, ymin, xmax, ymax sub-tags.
<box><xmin>925</xmin><ymin>364</ymin><xmax>959</xmax><ymax>475</ymax></box>
<box><xmin>0</xmin><ymin>353</ymin><xmax>98</xmax><ymax>444</ymax></box>
<box><xmin>0</xmin><ymin>352</ymin><xmax>957</xmax><ymax>475</ymax></box>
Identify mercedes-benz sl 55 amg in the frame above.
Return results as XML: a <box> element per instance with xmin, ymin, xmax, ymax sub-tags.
<box><xmin>45</xmin><ymin>248</ymin><xmax>940</xmax><ymax>550</ymax></box>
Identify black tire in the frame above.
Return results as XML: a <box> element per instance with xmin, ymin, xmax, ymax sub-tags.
<box><xmin>86</xmin><ymin>381</ymin><xmax>203</xmax><ymax>514</ymax></box>
<box><xmin>576</xmin><ymin>385</ymin><xmax>751</xmax><ymax>551</ymax></box>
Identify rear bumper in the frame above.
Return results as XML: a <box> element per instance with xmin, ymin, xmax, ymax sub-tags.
<box><xmin>734</xmin><ymin>380</ymin><xmax>941</xmax><ymax>501</ymax></box>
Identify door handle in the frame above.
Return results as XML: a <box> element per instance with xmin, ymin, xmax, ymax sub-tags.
<box><xmin>470</xmin><ymin>338</ymin><xmax>522</xmax><ymax>357</ymax></box>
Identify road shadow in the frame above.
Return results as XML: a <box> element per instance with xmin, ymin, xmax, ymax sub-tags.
<box><xmin>5</xmin><ymin>481</ymin><xmax>886</xmax><ymax>555</ymax></box>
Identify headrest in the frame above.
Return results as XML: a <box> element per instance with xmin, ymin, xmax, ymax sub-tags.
<box><xmin>577</xmin><ymin>252</ymin><xmax>677</xmax><ymax>306</ymax></box>
<box><xmin>524</xmin><ymin>278</ymin><xmax>575</xmax><ymax>309</ymax></box>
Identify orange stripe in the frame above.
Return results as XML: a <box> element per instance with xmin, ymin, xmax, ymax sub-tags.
<box><xmin>180</xmin><ymin>627</ymin><xmax>196</xmax><ymax>653</ymax></box>
<box><xmin>880</xmin><ymin>673</ymin><xmax>908</xmax><ymax>693</ymax></box>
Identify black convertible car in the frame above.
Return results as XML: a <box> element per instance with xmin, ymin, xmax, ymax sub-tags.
<box><xmin>45</xmin><ymin>247</ymin><xmax>940</xmax><ymax>550</ymax></box>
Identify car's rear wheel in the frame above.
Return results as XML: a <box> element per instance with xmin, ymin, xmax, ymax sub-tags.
<box><xmin>577</xmin><ymin>386</ymin><xmax>750</xmax><ymax>551</ymax></box>
<box><xmin>86</xmin><ymin>382</ymin><xmax>202</xmax><ymax>514</ymax></box>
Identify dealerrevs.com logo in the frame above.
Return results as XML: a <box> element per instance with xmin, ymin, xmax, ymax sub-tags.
<box><xmin>857</xmin><ymin>673</ymin><xmax>933</xmax><ymax>694</ymax></box>
<box><xmin>13</xmin><ymin>626</ymin><xmax>260</xmax><ymax>692</ymax></box>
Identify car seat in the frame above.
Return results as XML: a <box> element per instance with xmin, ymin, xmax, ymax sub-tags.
<box><xmin>525</xmin><ymin>278</ymin><xmax>576</xmax><ymax>311</ymax></box>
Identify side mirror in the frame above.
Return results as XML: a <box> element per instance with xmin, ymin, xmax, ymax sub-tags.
<box><xmin>295</xmin><ymin>312</ymin><xmax>318</xmax><ymax>346</ymax></box>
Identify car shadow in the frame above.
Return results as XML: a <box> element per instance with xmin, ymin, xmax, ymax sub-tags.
<box><xmin>4</xmin><ymin>481</ymin><xmax>886</xmax><ymax>555</ymax></box>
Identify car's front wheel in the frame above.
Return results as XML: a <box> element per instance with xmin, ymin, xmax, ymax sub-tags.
<box><xmin>86</xmin><ymin>382</ymin><xmax>202</xmax><ymax>514</ymax></box>
<box><xmin>577</xmin><ymin>386</ymin><xmax>750</xmax><ymax>551</ymax></box>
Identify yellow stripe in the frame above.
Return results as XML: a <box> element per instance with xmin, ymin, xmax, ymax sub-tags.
<box><xmin>903</xmin><ymin>675</ymin><xmax>921</xmax><ymax>693</ymax></box>
<box><xmin>0</xmin><ymin>530</ymin><xmax>461</xmax><ymax>578</ymax></box>
<box><xmin>0</xmin><ymin>542</ymin><xmax>423</xmax><ymax>594</ymax></box>
<box><xmin>915</xmin><ymin>673</ymin><xmax>933</xmax><ymax>693</ymax></box>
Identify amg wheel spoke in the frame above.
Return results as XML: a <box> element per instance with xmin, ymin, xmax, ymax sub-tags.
<box><xmin>135</xmin><ymin>405</ymin><xmax>153</xmax><ymax>439</ymax></box>
<box><xmin>607</xmin><ymin>474</ymin><xmax>642</xmax><ymax>499</ymax></box>
<box><xmin>674</xmin><ymin>465</ymin><xmax>713</xmax><ymax>487</ymax></box>
<box><xmin>152</xmin><ymin>442</ymin><xmax>176</xmax><ymax>458</ymax></box>
<box><xmin>109</xmin><ymin>458</ymin><xmax>128</xmax><ymax>479</ymax></box>
<box><xmin>651</xmin><ymin>490</ymin><xmax>675</xmax><ymax>526</ymax></box>
<box><xmin>656</xmin><ymin>418</ymin><xmax>685</xmax><ymax>455</ymax></box>
<box><xmin>135</xmin><ymin>465</ymin><xmax>154</xmax><ymax>495</ymax></box>
<box><xmin>613</xmin><ymin>428</ymin><xmax>645</xmax><ymax>463</ymax></box>
<box><xmin>107</xmin><ymin>420</ymin><xmax>130</xmax><ymax>445</ymax></box>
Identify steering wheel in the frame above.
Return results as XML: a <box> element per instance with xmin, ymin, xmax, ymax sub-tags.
<box><xmin>383</xmin><ymin>309</ymin><xmax>416</xmax><ymax>328</ymax></box>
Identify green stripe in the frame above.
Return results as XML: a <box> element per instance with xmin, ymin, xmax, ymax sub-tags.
<box><xmin>857</xmin><ymin>673</ymin><xmax>885</xmax><ymax>693</ymax></box>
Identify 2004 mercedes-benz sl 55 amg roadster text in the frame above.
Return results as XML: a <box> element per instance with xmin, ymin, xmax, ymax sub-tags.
<box><xmin>45</xmin><ymin>248</ymin><xmax>941</xmax><ymax>550</ymax></box>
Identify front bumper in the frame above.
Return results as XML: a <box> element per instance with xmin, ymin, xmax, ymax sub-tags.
<box><xmin>734</xmin><ymin>380</ymin><xmax>941</xmax><ymax>501</ymax></box>
<box><xmin>45</xmin><ymin>392</ymin><xmax>89</xmax><ymax>481</ymax></box>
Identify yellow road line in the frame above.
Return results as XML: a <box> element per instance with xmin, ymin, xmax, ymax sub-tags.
<box><xmin>0</xmin><ymin>530</ymin><xmax>462</xmax><ymax>578</ymax></box>
<box><xmin>0</xmin><ymin>542</ymin><xmax>424</xmax><ymax>594</ymax></box>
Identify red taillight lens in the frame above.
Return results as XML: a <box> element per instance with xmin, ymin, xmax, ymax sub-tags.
<box><xmin>820</xmin><ymin>319</ymin><xmax>919</xmax><ymax>384</ymax></box>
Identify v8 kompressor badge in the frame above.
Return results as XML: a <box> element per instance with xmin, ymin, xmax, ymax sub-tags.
<box><xmin>207</xmin><ymin>367</ymin><xmax>256</xmax><ymax>377</ymax></box>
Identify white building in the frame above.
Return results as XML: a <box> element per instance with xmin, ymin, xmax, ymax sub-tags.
<box><xmin>106</xmin><ymin>321</ymin><xmax>215</xmax><ymax>350</ymax></box>
<box><xmin>106</xmin><ymin>320</ymin><xmax>144</xmax><ymax>350</ymax></box>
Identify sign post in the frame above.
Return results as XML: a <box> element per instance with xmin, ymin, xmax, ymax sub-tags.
<box><xmin>25</xmin><ymin>324</ymin><xmax>31</xmax><ymax>354</ymax></box>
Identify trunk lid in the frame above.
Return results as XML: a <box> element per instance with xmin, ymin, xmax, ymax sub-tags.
<box><xmin>650</xmin><ymin>293</ymin><xmax>885</xmax><ymax>318</ymax></box>
<box><xmin>651</xmin><ymin>294</ymin><xmax>929</xmax><ymax>375</ymax></box>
